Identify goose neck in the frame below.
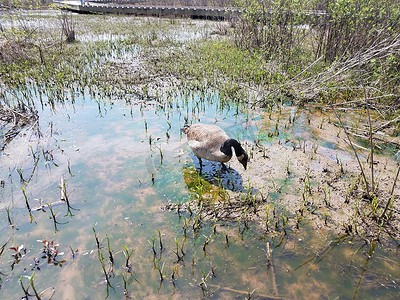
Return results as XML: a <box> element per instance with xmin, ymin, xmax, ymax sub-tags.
<box><xmin>221</xmin><ymin>139</ymin><xmax>243</xmax><ymax>156</ymax></box>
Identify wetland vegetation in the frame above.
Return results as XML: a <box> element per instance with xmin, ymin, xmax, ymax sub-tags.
<box><xmin>0</xmin><ymin>0</ymin><xmax>399</xmax><ymax>299</ymax></box>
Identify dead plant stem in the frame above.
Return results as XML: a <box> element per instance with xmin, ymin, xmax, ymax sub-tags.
<box><xmin>379</xmin><ymin>164</ymin><xmax>400</xmax><ymax>223</ymax></box>
<box><xmin>360</xmin><ymin>58</ymin><xmax>375</xmax><ymax>192</ymax></box>
<box><xmin>329</xmin><ymin>101</ymin><xmax>370</xmax><ymax>195</ymax></box>
<box><xmin>207</xmin><ymin>283</ymin><xmax>284</xmax><ymax>299</ymax></box>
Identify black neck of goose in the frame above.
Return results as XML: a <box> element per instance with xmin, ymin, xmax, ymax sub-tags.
<box><xmin>220</xmin><ymin>139</ymin><xmax>244</xmax><ymax>157</ymax></box>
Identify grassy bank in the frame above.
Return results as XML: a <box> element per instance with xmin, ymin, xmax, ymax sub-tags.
<box><xmin>1</xmin><ymin>1</ymin><xmax>399</xmax><ymax>108</ymax></box>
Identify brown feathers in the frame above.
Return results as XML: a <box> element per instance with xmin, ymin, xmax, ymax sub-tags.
<box><xmin>183</xmin><ymin>123</ymin><xmax>248</xmax><ymax>170</ymax></box>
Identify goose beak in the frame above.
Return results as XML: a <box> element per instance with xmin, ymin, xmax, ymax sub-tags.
<box><xmin>240</xmin><ymin>157</ymin><xmax>248</xmax><ymax>170</ymax></box>
<box><xmin>237</xmin><ymin>153</ymin><xmax>248</xmax><ymax>170</ymax></box>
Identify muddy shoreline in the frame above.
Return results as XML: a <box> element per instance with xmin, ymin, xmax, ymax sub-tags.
<box><xmin>164</xmin><ymin>106</ymin><xmax>400</xmax><ymax>242</ymax></box>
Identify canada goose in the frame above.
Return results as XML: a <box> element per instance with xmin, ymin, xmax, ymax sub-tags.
<box><xmin>183</xmin><ymin>123</ymin><xmax>248</xmax><ymax>173</ymax></box>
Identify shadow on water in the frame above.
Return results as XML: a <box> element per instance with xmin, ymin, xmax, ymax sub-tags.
<box><xmin>188</xmin><ymin>153</ymin><xmax>258</xmax><ymax>194</ymax></box>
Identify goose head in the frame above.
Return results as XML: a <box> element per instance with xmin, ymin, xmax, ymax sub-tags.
<box><xmin>237</xmin><ymin>152</ymin><xmax>249</xmax><ymax>170</ymax></box>
<box><xmin>222</xmin><ymin>138</ymin><xmax>249</xmax><ymax>170</ymax></box>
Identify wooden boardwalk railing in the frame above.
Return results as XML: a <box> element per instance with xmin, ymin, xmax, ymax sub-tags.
<box><xmin>54</xmin><ymin>1</ymin><xmax>236</xmax><ymax>20</ymax></box>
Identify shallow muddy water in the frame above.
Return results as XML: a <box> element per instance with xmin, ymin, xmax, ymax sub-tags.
<box><xmin>0</xmin><ymin>12</ymin><xmax>399</xmax><ymax>300</ymax></box>
<box><xmin>0</xmin><ymin>88</ymin><xmax>399</xmax><ymax>299</ymax></box>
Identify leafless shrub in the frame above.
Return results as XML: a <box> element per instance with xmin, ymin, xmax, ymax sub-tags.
<box><xmin>60</xmin><ymin>12</ymin><xmax>75</xmax><ymax>43</ymax></box>
<box><xmin>312</xmin><ymin>0</ymin><xmax>400</xmax><ymax>63</ymax></box>
<box><xmin>0</xmin><ymin>39</ymin><xmax>28</xmax><ymax>63</ymax></box>
<box><xmin>138</xmin><ymin>0</ymin><xmax>235</xmax><ymax>7</ymax></box>
<box><xmin>288</xmin><ymin>35</ymin><xmax>400</xmax><ymax>100</ymax></box>
<box><xmin>232</xmin><ymin>0</ymin><xmax>400</xmax><ymax>106</ymax></box>
<box><xmin>0</xmin><ymin>9</ymin><xmax>76</xmax><ymax>65</ymax></box>
<box><xmin>0</xmin><ymin>11</ymin><xmax>50</xmax><ymax>64</ymax></box>
<box><xmin>232</xmin><ymin>0</ymin><xmax>311</xmax><ymax>62</ymax></box>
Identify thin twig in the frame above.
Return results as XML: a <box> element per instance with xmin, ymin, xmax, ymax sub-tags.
<box><xmin>329</xmin><ymin>101</ymin><xmax>370</xmax><ymax>195</ymax></box>
<box><xmin>375</xmin><ymin>114</ymin><xmax>400</xmax><ymax>132</ymax></box>
<box><xmin>207</xmin><ymin>283</ymin><xmax>285</xmax><ymax>299</ymax></box>
<box><xmin>359</xmin><ymin>53</ymin><xmax>375</xmax><ymax>192</ymax></box>
<box><xmin>379</xmin><ymin>164</ymin><xmax>400</xmax><ymax>223</ymax></box>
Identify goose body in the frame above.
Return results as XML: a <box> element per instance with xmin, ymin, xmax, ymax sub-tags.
<box><xmin>183</xmin><ymin>123</ymin><xmax>248</xmax><ymax>170</ymax></box>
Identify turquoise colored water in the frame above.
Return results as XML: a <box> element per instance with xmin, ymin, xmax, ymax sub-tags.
<box><xmin>0</xmin><ymin>89</ymin><xmax>399</xmax><ymax>299</ymax></box>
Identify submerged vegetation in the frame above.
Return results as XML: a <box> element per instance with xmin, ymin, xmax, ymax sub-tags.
<box><xmin>0</xmin><ymin>0</ymin><xmax>399</xmax><ymax>298</ymax></box>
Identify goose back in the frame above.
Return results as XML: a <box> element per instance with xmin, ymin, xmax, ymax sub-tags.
<box><xmin>183</xmin><ymin>123</ymin><xmax>231</xmax><ymax>163</ymax></box>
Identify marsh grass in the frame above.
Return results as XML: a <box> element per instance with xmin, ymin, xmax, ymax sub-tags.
<box><xmin>139</xmin><ymin>1</ymin><xmax>400</xmax><ymax>113</ymax></box>
<box><xmin>1</xmin><ymin>2</ymin><xmax>399</xmax><ymax>113</ymax></box>
<box><xmin>0</xmin><ymin>7</ymin><xmax>399</xmax><ymax>299</ymax></box>
<box><xmin>1</xmin><ymin>0</ymin><xmax>52</xmax><ymax>9</ymax></box>
<box><xmin>47</xmin><ymin>203</ymin><xmax>68</xmax><ymax>232</ymax></box>
<box><xmin>19</xmin><ymin>272</ymin><xmax>55</xmax><ymax>300</ymax></box>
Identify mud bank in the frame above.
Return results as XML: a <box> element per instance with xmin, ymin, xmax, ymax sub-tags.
<box><xmin>165</xmin><ymin>106</ymin><xmax>400</xmax><ymax>241</ymax></box>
